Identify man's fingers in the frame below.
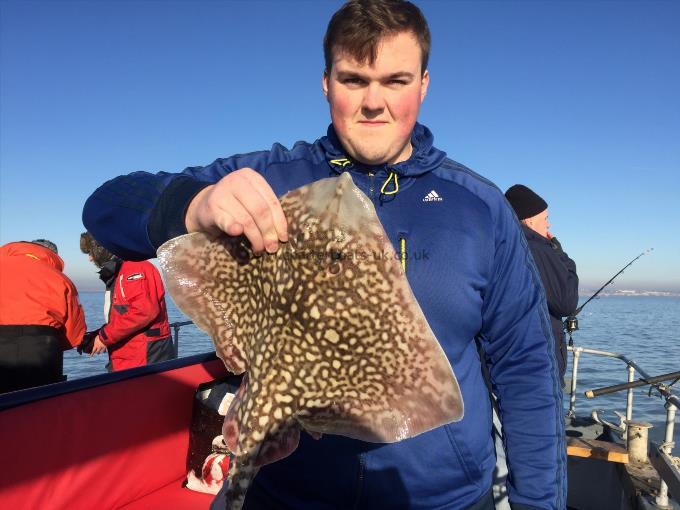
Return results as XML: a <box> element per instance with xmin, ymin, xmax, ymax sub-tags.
<box><xmin>215</xmin><ymin>195</ymin><xmax>266</xmax><ymax>254</ymax></box>
<box><xmin>232</xmin><ymin>176</ymin><xmax>281</xmax><ymax>253</ymax></box>
<box><xmin>243</xmin><ymin>170</ymin><xmax>288</xmax><ymax>243</ymax></box>
<box><xmin>185</xmin><ymin>185</ymin><xmax>215</xmax><ymax>233</ymax></box>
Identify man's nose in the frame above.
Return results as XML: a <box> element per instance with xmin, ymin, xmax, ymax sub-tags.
<box><xmin>361</xmin><ymin>83</ymin><xmax>385</xmax><ymax>112</ymax></box>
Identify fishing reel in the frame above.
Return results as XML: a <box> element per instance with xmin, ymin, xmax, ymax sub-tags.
<box><xmin>565</xmin><ymin>316</ymin><xmax>579</xmax><ymax>334</ymax></box>
<box><xmin>564</xmin><ymin>316</ymin><xmax>578</xmax><ymax>346</ymax></box>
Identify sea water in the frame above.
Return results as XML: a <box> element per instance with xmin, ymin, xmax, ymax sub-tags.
<box><xmin>64</xmin><ymin>293</ymin><xmax>679</xmax><ymax>445</ymax></box>
<box><xmin>565</xmin><ymin>296</ymin><xmax>679</xmax><ymax>446</ymax></box>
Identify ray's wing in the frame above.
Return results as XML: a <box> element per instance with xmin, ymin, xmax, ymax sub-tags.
<box><xmin>157</xmin><ymin>233</ymin><xmax>260</xmax><ymax>374</ymax></box>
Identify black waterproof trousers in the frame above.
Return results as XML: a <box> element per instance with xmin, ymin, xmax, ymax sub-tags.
<box><xmin>0</xmin><ymin>325</ymin><xmax>64</xmax><ymax>393</ymax></box>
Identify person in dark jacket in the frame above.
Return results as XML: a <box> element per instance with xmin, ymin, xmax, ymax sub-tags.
<box><xmin>0</xmin><ymin>239</ymin><xmax>86</xmax><ymax>392</ymax></box>
<box><xmin>79</xmin><ymin>232</ymin><xmax>175</xmax><ymax>371</ymax></box>
<box><xmin>82</xmin><ymin>1</ymin><xmax>566</xmax><ymax>509</ymax></box>
<box><xmin>505</xmin><ymin>184</ymin><xmax>579</xmax><ymax>386</ymax></box>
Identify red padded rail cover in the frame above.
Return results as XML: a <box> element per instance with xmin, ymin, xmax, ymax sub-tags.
<box><xmin>0</xmin><ymin>359</ymin><xmax>226</xmax><ymax>510</ymax></box>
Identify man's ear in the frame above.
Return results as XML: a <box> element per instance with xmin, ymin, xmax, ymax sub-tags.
<box><xmin>322</xmin><ymin>70</ymin><xmax>330</xmax><ymax>100</ymax></box>
<box><xmin>420</xmin><ymin>70</ymin><xmax>430</xmax><ymax>103</ymax></box>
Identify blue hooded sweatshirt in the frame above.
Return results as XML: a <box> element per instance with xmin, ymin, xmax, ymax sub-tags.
<box><xmin>83</xmin><ymin>123</ymin><xmax>566</xmax><ymax>510</ymax></box>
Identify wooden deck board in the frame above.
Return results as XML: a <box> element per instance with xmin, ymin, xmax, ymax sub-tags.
<box><xmin>567</xmin><ymin>437</ymin><xmax>629</xmax><ymax>464</ymax></box>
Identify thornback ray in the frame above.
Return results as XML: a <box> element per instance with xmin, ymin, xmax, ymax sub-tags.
<box><xmin>157</xmin><ymin>172</ymin><xmax>463</xmax><ymax>510</ymax></box>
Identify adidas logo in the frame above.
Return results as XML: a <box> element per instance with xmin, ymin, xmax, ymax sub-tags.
<box><xmin>422</xmin><ymin>190</ymin><xmax>443</xmax><ymax>202</ymax></box>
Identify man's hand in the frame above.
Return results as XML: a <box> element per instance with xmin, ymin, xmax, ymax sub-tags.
<box><xmin>77</xmin><ymin>329</ymin><xmax>99</xmax><ymax>355</ymax></box>
<box><xmin>185</xmin><ymin>168</ymin><xmax>288</xmax><ymax>254</ymax></box>
<box><xmin>89</xmin><ymin>336</ymin><xmax>107</xmax><ymax>356</ymax></box>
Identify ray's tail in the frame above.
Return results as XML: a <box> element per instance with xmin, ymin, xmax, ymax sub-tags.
<box><xmin>222</xmin><ymin>452</ymin><xmax>261</xmax><ymax>510</ymax></box>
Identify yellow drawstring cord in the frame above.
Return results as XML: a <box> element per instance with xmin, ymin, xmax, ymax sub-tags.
<box><xmin>329</xmin><ymin>158</ymin><xmax>352</xmax><ymax>168</ymax></box>
<box><xmin>399</xmin><ymin>237</ymin><xmax>407</xmax><ymax>273</ymax></box>
<box><xmin>380</xmin><ymin>171</ymin><xmax>399</xmax><ymax>195</ymax></box>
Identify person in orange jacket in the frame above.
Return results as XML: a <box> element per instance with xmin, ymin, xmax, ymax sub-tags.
<box><xmin>79</xmin><ymin>232</ymin><xmax>175</xmax><ymax>371</ymax></box>
<box><xmin>0</xmin><ymin>239</ymin><xmax>87</xmax><ymax>392</ymax></box>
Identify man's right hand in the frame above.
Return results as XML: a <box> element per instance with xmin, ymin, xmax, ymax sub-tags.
<box><xmin>89</xmin><ymin>336</ymin><xmax>107</xmax><ymax>356</ymax></box>
<box><xmin>184</xmin><ymin>168</ymin><xmax>288</xmax><ymax>254</ymax></box>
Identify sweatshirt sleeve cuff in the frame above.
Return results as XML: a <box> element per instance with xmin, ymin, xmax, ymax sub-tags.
<box><xmin>148</xmin><ymin>176</ymin><xmax>212</xmax><ymax>251</ymax></box>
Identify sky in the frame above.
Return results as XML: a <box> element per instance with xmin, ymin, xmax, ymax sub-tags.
<box><xmin>1</xmin><ymin>0</ymin><xmax>679</xmax><ymax>293</ymax></box>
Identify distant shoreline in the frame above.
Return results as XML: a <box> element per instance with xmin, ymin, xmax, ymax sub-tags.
<box><xmin>78</xmin><ymin>289</ymin><xmax>679</xmax><ymax>298</ymax></box>
<box><xmin>578</xmin><ymin>290</ymin><xmax>680</xmax><ymax>298</ymax></box>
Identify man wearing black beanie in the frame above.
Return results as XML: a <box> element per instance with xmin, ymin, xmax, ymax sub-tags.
<box><xmin>505</xmin><ymin>184</ymin><xmax>579</xmax><ymax>386</ymax></box>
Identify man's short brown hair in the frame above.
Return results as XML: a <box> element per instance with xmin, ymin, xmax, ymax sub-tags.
<box><xmin>80</xmin><ymin>231</ymin><xmax>116</xmax><ymax>268</ymax></box>
<box><xmin>323</xmin><ymin>0</ymin><xmax>431</xmax><ymax>75</ymax></box>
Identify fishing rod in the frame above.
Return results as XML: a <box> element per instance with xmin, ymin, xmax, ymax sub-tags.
<box><xmin>564</xmin><ymin>248</ymin><xmax>653</xmax><ymax>340</ymax></box>
<box><xmin>584</xmin><ymin>369</ymin><xmax>680</xmax><ymax>409</ymax></box>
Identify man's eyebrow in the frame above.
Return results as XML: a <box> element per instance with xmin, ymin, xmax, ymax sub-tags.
<box><xmin>386</xmin><ymin>71</ymin><xmax>415</xmax><ymax>80</ymax></box>
<box><xmin>335</xmin><ymin>70</ymin><xmax>415</xmax><ymax>80</ymax></box>
<box><xmin>336</xmin><ymin>70</ymin><xmax>366</xmax><ymax>79</ymax></box>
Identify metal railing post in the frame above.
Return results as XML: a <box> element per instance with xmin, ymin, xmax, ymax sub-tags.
<box><xmin>625</xmin><ymin>365</ymin><xmax>635</xmax><ymax>440</ymax></box>
<box><xmin>168</xmin><ymin>320</ymin><xmax>192</xmax><ymax>359</ymax></box>
<box><xmin>172</xmin><ymin>324</ymin><xmax>180</xmax><ymax>358</ymax></box>
<box><xmin>655</xmin><ymin>401</ymin><xmax>677</xmax><ymax>509</ymax></box>
<box><xmin>569</xmin><ymin>348</ymin><xmax>581</xmax><ymax>418</ymax></box>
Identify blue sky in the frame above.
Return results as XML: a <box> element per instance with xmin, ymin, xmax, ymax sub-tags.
<box><xmin>1</xmin><ymin>0</ymin><xmax>678</xmax><ymax>292</ymax></box>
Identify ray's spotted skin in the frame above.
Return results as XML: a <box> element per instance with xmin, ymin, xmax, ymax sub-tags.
<box><xmin>158</xmin><ymin>173</ymin><xmax>463</xmax><ymax>510</ymax></box>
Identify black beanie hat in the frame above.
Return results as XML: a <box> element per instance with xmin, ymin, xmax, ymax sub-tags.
<box><xmin>504</xmin><ymin>185</ymin><xmax>548</xmax><ymax>220</ymax></box>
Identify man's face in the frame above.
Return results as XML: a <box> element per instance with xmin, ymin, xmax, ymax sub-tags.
<box><xmin>322</xmin><ymin>31</ymin><xmax>429</xmax><ymax>166</ymax></box>
<box><xmin>524</xmin><ymin>209</ymin><xmax>550</xmax><ymax>238</ymax></box>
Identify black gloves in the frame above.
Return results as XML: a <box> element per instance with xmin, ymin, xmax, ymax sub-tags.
<box><xmin>77</xmin><ymin>329</ymin><xmax>100</xmax><ymax>355</ymax></box>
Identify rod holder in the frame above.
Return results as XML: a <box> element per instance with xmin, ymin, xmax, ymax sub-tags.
<box><xmin>626</xmin><ymin>420</ymin><xmax>652</xmax><ymax>463</ymax></box>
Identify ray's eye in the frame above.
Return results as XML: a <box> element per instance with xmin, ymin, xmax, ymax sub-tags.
<box><xmin>328</xmin><ymin>249</ymin><xmax>343</xmax><ymax>275</ymax></box>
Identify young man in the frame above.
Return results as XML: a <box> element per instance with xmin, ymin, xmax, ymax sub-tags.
<box><xmin>83</xmin><ymin>1</ymin><xmax>565</xmax><ymax>508</ymax></box>
<box><xmin>0</xmin><ymin>239</ymin><xmax>86</xmax><ymax>392</ymax></box>
<box><xmin>505</xmin><ymin>184</ymin><xmax>579</xmax><ymax>387</ymax></box>
<box><xmin>80</xmin><ymin>232</ymin><xmax>175</xmax><ymax>371</ymax></box>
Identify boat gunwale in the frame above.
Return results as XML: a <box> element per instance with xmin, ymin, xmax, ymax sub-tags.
<box><xmin>0</xmin><ymin>351</ymin><xmax>224</xmax><ymax>412</ymax></box>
